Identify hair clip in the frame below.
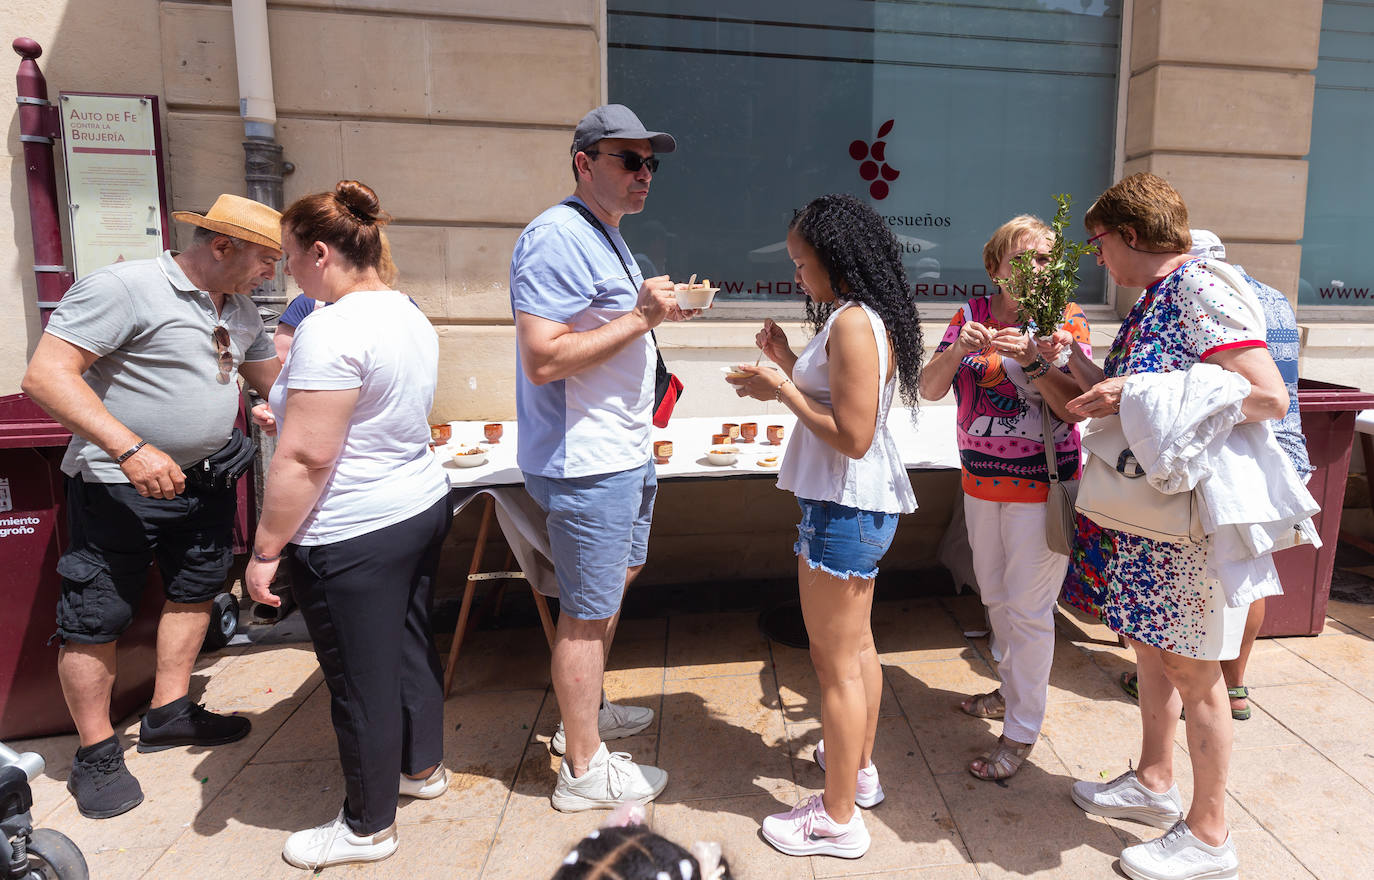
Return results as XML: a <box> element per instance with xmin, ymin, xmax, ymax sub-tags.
<box><xmin>689</xmin><ymin>841</ymin><xmax>725</xmax><ymax>880</ymax></box>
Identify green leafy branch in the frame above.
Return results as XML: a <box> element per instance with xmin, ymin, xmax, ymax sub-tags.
<box><xmin>1000</xmin><ymin>193</ymin><xmax>1096</xmax><ymax>337</ymax></box>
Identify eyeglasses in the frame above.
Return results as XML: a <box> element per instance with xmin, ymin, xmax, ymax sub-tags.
<box><xmin>1085</xmin><ymin>230</ymin><xmax>1113</xmax><ymax>252</ymax></box>
<box><xmin>584</xmin><ymin>150</ymin><xmax>660</xmax><ymax>173</ymax></box>
<box><xmin>212</xmin><ymin>326</ymin><xmax>233</xmax><ymax>381</ymax></box>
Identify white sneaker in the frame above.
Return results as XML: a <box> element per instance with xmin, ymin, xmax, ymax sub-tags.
<box><xmin>399</xmin><ymin>765</ymin><xmax>448</xmax><ymax>799</ymax></box>
<box><xmin>1071</xmin><ymin>769</ymin><xmax>1184</xmax><ymax>829</ymax></box>
<box><xmin>814</xmin><ymin>739</ymin><xmax>884</xmax><ymax>808</ymax></box>
<box><xmin>550</xmin><ymin>697</ymin><xmax>654</xmax><ymax>755</ymax></box>
<box><xmin>282</xmin><ymin>809</ymin><xmax>398</xmax><ymax>870</ymax></box>
<box><xmin>550</xmin><ymin>742</ymin><xmax>668</xmax><ymax>812</ymax></box>
<box><xmin>1120</xmin><ymin>820</ymin><xmax>1239</xmax><ymax>880</ymax></box>
<box><xmin>761</xmin><ymin>794</ymin><xmax>870</xmax><ymax>859</ymax></box>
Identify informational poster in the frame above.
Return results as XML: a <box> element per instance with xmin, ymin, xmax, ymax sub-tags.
<box><xmin>59</xmin><ymin>93</ymin><xmax>170</xmax><ymax>278</ymax></box>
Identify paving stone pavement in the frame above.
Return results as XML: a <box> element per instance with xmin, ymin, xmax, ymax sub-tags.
<box><xmin>11</xmin><ymin>593</ymin><xmax>1374</xmax><ymax>879</ymax></box>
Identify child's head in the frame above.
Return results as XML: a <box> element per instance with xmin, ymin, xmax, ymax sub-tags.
<box><xmin>552</xmin><ymin>824</ymin><xmax>731</xmax><ymax>880</ymax></box>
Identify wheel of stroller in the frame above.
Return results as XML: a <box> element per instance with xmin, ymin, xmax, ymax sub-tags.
<box><xmin>16</xmin><ymin>828</ymin><xmax>89</xmax><ymax>880</ymax></box>
<box><xmin>201</xmin><ymin>592</ymin><xmax>240</xmax><ymax>652</ymax></box>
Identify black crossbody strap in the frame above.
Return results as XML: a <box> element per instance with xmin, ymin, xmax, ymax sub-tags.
<box><xmin>562</xmin><ymin>200</ymin><xmax>634</xmax><ymax>278</ymax></box>
<box><xmin>561</xmin><ymin>199</ymin><xmax>661</xmax><ymax>348</ymax></box>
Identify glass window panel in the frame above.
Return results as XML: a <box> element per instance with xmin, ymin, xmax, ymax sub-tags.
<box><xmin>1299</xmin><ymin>1</ymin><xmax>1374</xmax><ymax>307</ymax></box>
<box><xmin>609</xmin><ymin>0</ymin><xmax>1120</xmax><ymax>310</ymax></box>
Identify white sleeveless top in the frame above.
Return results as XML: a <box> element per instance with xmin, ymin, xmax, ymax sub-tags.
<box><xmin>776</xmin><ymin>301</ymin><xmax>918</xmax><ymax>515</ymax></box>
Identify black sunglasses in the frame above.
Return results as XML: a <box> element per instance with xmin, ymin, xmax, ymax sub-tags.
<box><xmin>585</xmin><ymin>150</ymin><xmax>660</xmax><ymax>173</ymax></box>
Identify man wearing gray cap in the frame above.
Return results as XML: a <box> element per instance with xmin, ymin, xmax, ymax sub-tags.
<box><xmin>509</xmin><ymin>104</ymin><xmax>694</xmax><ymax>810</ymax></box>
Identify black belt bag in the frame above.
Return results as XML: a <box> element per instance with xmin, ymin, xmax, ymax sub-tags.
<box><xmin>184</xmin><ymin>427</ymin><xmax>257</xmax><ymax>492</ymax></box>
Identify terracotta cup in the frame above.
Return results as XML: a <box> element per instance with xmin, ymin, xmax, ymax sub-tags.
<box><xmin>766</xmin><ymin>424</ymin><xmax>785</xmax><ymax>444</ymax></box>
<box><xmin>430</xmin><ymin>423</ymin><xmax>452</xmax><ymax>443</ymax></box>
<box><xmin>722</xmin><ymin>423</ymin><xmax>740</xmax><ymax>440</ymax></box>
<box><xmin>483</xmin><ymin>423</ymin><xmax>503</xmax><ymax>444</ymax></box>
<box><xmin>653</xmin><ymin>440</ymin><xmax>674</xmax><ymax>463</ymax></box>
<box><xmin>712</xmin><ymin>433</ymin><xmax>731</xmax><ymax>446</ymax></box>
<box><xmin>739</xmin><ymin>422</ymin><xmax>758</xmax><ymax>442</ymax></box>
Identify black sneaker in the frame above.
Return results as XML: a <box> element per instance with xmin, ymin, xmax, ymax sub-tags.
<box><xmin>137</xmin><ymin>701</ymin><xmax>252</xmax><ymax>753</ymax></box>
<box><xmin>68</xmin><ymin>738</ymin><xmax>144</xmax><ymax>819</ymax></box>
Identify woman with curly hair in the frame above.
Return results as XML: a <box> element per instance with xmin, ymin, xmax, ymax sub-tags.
<box><xmin>917</xmin><ymin>215</ymin><xmax>1092</xmax><ymax>781</ymax></box>
<box><xmin>727</xmin><ymin>193</ymin><xmax>922</xmax><ymax>859</ymax></box>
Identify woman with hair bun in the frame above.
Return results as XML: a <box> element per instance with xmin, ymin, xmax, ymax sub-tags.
<box><xmin>727</xmin><ymin>193</ymin><xmax>923</xmax><ymax>860</ymax></box>
<box><xmin>245</xmin><ymin>180</ymin><xmax>451</xmax><ymax>870</ymax></box>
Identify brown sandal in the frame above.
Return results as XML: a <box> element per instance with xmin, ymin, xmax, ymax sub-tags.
<box><xmin>968</xmin><ymin>735</ymin><xmax>1033</xmax><ymax>781</ymax></box>
<box><xmin>959</xmin><ymin>689</ymin><xmax>1005</xmax><ymax>719</ymax></box>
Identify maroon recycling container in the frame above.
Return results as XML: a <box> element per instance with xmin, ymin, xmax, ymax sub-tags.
<box><xmin>1265</xmin><ymin>378</ymin><xmax>1374</xmax><ymax>637</ymax></box>
<box><xmin>0</xmin><ymin>393</ymin><xmax>162</xmax><ymax>740</ymax></box>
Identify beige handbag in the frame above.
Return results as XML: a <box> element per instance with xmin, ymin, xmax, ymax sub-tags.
<box><xmin>1040</xmin><ymin>399</ymin><xmax>1078</xmax><ymax>556</ymax></box>
<box><xmin>1074</xmin><ymin>414</ymin><xmax>1203</xmax><ymax>544</ymax></box>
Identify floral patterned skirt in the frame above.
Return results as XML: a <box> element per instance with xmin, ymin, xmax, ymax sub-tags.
<box><xmin>1061</xmin><ymin>514</ymin><xmax>1246</xmax><ymax>661</ymax></box>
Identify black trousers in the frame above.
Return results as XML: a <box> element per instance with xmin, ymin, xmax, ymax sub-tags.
<box><xmin>289</xmin><ymin>495</ymin><xmax>451</xmax><ymax>834</ymax></box>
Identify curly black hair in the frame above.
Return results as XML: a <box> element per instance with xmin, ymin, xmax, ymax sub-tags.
<box><xmin>789</xmin><ymin>193</ymin><xmax>925</xmax><ymax>412</ymax></box>
<box><xmin>551</xmin><ymin>825</ymin><xmax>734</xmax><ymax>880</ymax></box>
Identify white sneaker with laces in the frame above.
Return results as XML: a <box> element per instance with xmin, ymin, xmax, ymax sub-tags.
<box><xmin>761</xmin><ymin>794</ymin><xmax>870</xmax><ymax>858</ymax></box>
<box><xmin>1120</xmin><ymin>820</ymin><xmax>1239</xmax><ymax>880</ymax></box>
<box><xmin>814</xmin><ymin>739</ymin><xmax>884</xmax><ymax>808</ymax></box>
<box><xmin>1071</xmin><ymin>769</ymin><xmax>1184</xmax><ymax>829</ymax></box>
<box><xmin>399</xmin><ymin>765</ymin><xmax>448</xmax><ymax>799</ymax></box>
<box><xmin>282</xmin><ymin>809</ymin><xmax>398</xmax><ymax>870</ymax></box>
<box><xmin>550</xmin><ymin>742</ymin><xmax>668</xmax><ymax>812</ymax></box>
<box><xmin>550</xmin><ymin>696</ymin><xmax>654</xmax><ymax>755</ymax></box>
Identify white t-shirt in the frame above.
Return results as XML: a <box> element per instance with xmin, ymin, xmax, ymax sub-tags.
<box><xmin>269</xmin><ymin>290</ymin><xmax>449</xmax><ymax>545</ymax></box>
<box><xmin>509</xmin><ymin>198</ymin><xmax>655</xmax><ymax>479</ymax></box>
<box><xmin>776</xmin><ymin>302</ymin><xmax>917</xmax><ymax>515</ymax></box>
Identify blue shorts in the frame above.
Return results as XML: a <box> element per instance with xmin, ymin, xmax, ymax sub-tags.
<box><xmin>794</xmin><ymin>498</ymin><xmax>899</xmax><ymax>581</ymax></box>
<box><xmin>525</xmin><ymin>460</ymin><xmax>657</xmax><ymax>620</ymax></box>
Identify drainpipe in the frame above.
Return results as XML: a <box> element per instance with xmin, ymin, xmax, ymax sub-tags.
<box><xmin>230</xmin><ymin>1</ymin><xmax>293</xmax><ymax>618</ymax></box>
<box><xmin>231</xmin><ymin>0</ymin><xmax>288</xmax><ymax>215</ymax></box>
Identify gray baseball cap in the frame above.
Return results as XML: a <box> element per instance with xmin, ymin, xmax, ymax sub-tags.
<box><xmin>571</xmin><ymin>104</ymin><xmax>677</xmax><ymax>155</ymax></box>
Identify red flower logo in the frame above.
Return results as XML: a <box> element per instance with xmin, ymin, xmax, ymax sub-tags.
<box><xmin>848</xmin><ymin>119</ymin><xmax>900</xmax><ymax>200</ymax></box>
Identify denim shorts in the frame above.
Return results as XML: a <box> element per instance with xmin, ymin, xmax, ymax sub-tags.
<box><xmin>524</xmin><ymin>460</ymin><xmax>657</xmax><ymax>620</ymax></box>
<box><xmin>794</xmin><ymin>498</ymin><xmax>900</xmax><ymax>580</ymax></box>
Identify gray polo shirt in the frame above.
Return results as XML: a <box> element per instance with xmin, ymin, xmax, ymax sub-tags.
<box><xmin>45</xmin><ymin>251</ymin><xmax>275</xmax><ymax>483</ymax></box>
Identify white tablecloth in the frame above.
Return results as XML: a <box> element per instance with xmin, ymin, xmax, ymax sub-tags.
<box><xmin>438</xmin><ymin>406</ymin><xmax>962</xmax><ymax>598</ymax></box>
<box><xmin>437</xmin><ymin>405</ymin><xmax>959</xmax><ymax>489</ymax></box>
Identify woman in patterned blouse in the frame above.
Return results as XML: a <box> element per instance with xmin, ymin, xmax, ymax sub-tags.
<box><xmin>1057</xmin><ymin>173</ymin><xmax>1289</xmax><ymax>880</ymax></box>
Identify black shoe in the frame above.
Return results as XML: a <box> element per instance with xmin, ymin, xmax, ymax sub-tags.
<box><xmin>137</xmin><ymin>700</ymin><xmax>252</xmax><ymax>753</ymax></box>
<box><xmin>68</xmin><ymin>737</ymin><xmax>144</xmax><ymax>819</ymax></box>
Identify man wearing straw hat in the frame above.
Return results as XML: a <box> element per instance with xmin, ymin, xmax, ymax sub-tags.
<box><xmin>21</xmin><ymin>194</ymin><xmax>283</xmax><ymax>819</ymax></box>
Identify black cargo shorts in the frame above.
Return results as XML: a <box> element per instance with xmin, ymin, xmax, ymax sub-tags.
<box><xmin>55</xmin><ymin>475</ymin><xmax>237</xmax><ymax>644</ymax></box>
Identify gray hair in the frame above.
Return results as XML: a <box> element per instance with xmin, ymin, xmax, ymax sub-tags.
<box><xmin>191</xmin><ymin>225</ymin><xmax>247</xmax><ymax>249</ymax></box>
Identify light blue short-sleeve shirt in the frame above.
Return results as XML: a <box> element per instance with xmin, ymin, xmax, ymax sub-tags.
<box><xmin>509</xmin><ymin>199</ymin><xmax>654</xmax><ymax>479</ymax></box>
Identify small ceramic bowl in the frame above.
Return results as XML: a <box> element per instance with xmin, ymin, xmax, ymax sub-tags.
<box><xmin>720</xmin><ymin>365</ymin><xmax>751</xmax><ymax>380</ymax></box>
<box><xmin>451</xmin><ymin>446</ymin><xmax>489</xmax><ymax>468</ymax></box>
<box><xmin>757</xmin><ymin>454</ymin><xmax>780</xmax><ymax>468</ymax></box>
<box><xmin>706</xmin><ymin>445</ymin><xmax>739</xmax><ymax>466</ymax></box>
<box><xmin>675</xmin><ymin>285</ymin><xmax>720</xmax><ymax>310</ymax></box>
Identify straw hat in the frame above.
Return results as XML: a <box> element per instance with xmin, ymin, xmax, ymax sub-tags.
<box><xmin>172</xmin><ymin>194</ymin><xmax>282</xmax><ymax>250</ymax></box>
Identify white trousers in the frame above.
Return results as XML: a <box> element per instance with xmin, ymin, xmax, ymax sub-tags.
<box><xmin>963</xmin><ymin>494</ymin><xmax>1070</xmax><ymax>744</ymax></box>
